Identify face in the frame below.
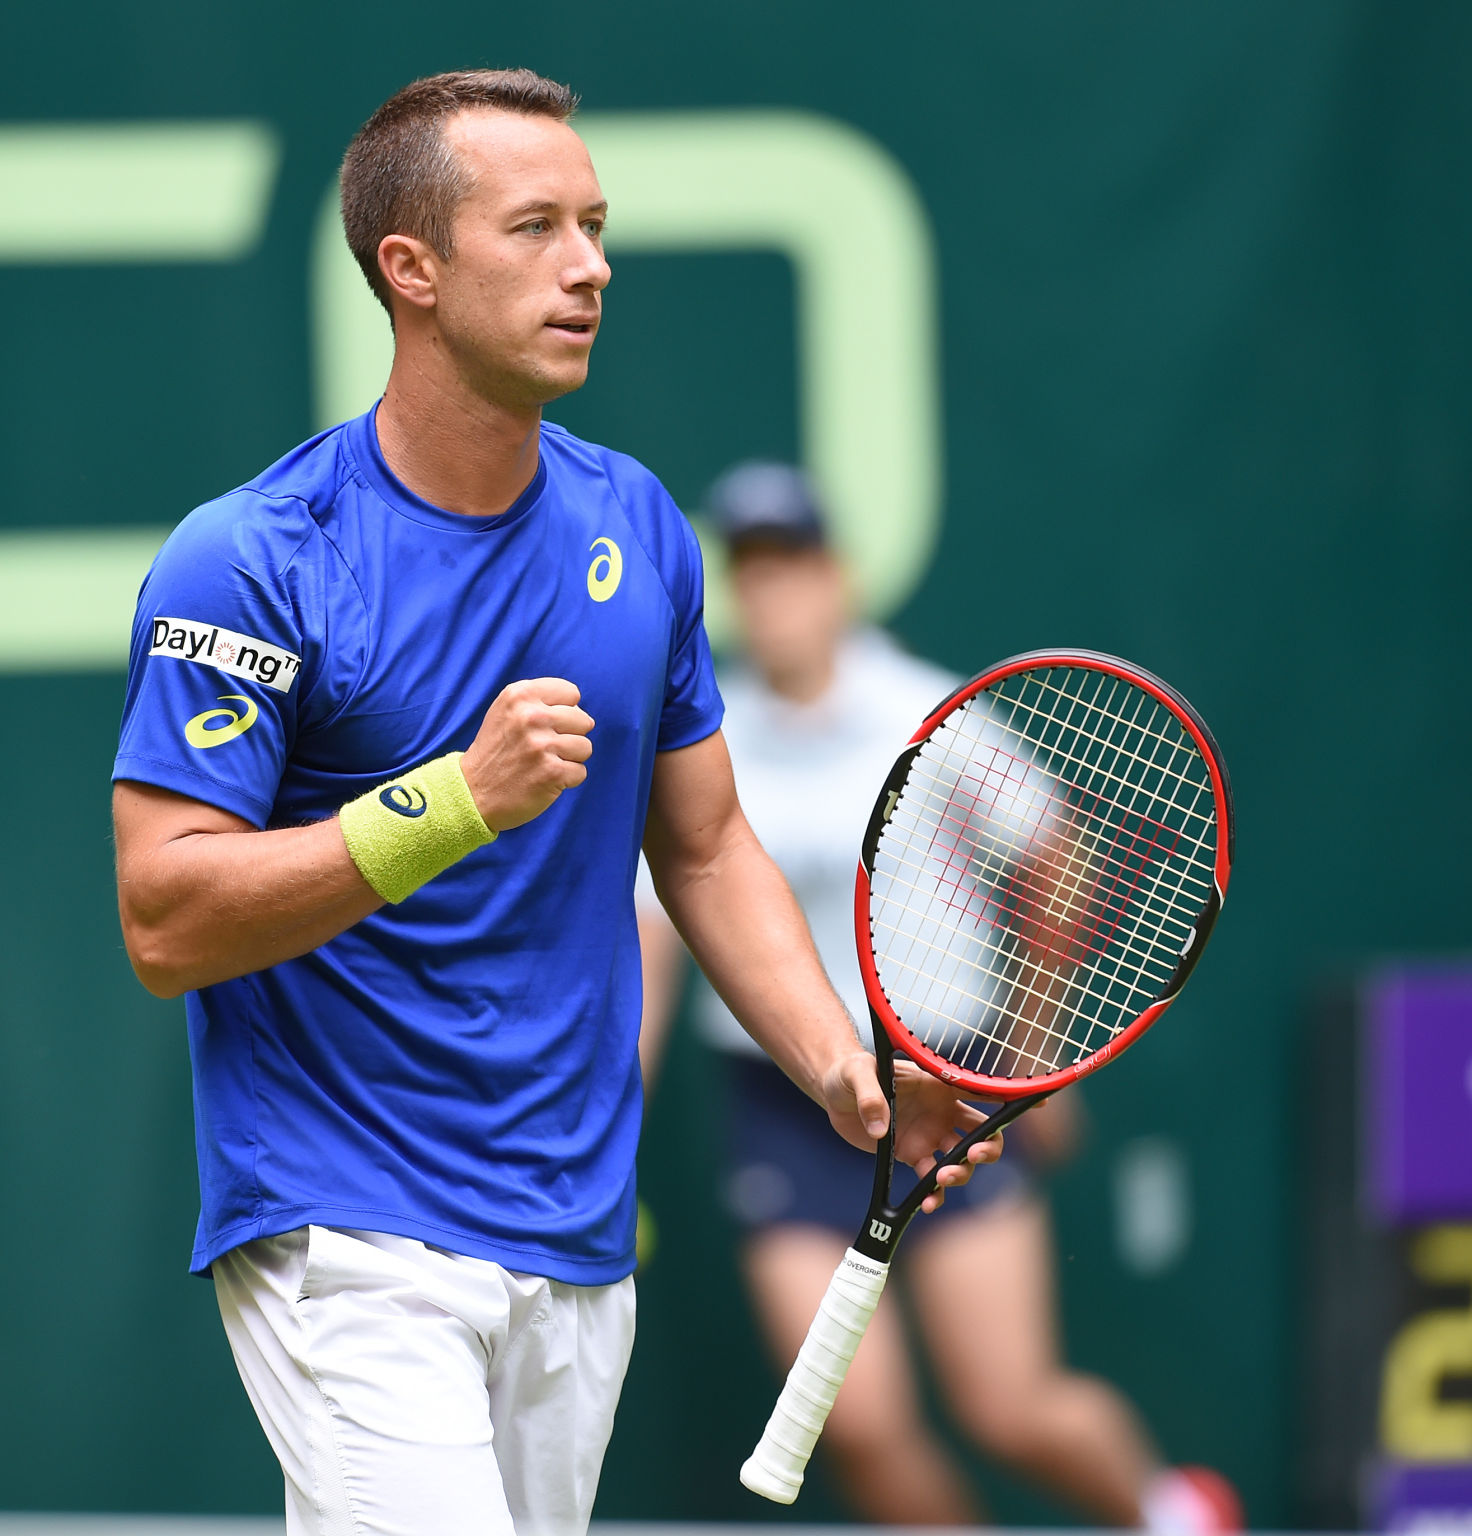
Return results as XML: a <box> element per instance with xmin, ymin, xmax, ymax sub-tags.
<box><xmin>729</xmin><ymin>545</ymin><xmax>849</xmax><ymax>681</ymax></box>
<box><xmin>418</xmin><ymin>109</ymin><xmax>611</xmax><ymax>410</ymax></box>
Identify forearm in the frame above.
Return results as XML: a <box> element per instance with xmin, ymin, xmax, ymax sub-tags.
<box><xmin>118</xmin><ymin>812</ymin><xmax>381</xmax><ymax>997</ymax></box>
<box><xmin>653</xmin><ymin>823</ymin><xmax>861</xmax><ymax>1102</ymax></box>
<box><xmin>116</xmin><ymin>681</ymin><xmax>590</xmax><ymax>1001</ymax></box>
<box><xmin>644</xmin><ymin>732</ymin><xmax>999</xmax><ymax>1179</ymax></box>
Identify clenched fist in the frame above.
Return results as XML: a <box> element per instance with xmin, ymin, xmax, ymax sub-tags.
<box><xmin>460</xmin><ymin>678</ymin><xmax>594</xmax><ymax>832</ymax></box>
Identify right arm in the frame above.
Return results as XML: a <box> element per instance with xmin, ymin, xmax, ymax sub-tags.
<box><xmin>114</xmin><ymin>677</ymin><xmax>594</xmax><ymax>998</ymax></box>
<box><xmin>114</xmin><ymin>783</ymin><xmax>381</xmax><ymax>998</ymax></box>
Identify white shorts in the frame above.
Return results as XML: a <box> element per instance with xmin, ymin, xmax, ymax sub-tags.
<box><xmin>212</xmin><ymin>1225</ymin><xmax>636</xmax><ymax>1536</ymax></box>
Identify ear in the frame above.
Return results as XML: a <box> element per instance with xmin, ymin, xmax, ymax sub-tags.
<box><xmin>377</xmin><ymin>233</ymin><xmax>440</xmax><ymax>313</ymax></box>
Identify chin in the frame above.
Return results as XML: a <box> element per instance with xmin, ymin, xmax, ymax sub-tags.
<box><xmin>457</xmin><ymin>346</ymin><xmax>590</xmax><ymax>412</ymax></box>
<box><xmin>528</xmin><ymin>364</ymin><xmax>591</xmax><ymax>406</ymax></box>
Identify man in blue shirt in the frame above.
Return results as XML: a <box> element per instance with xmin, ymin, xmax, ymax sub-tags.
<box><xmin>112</xmin><ymin>69</ymin><xmax>1000</xmax><ymax>1536</ymax></box>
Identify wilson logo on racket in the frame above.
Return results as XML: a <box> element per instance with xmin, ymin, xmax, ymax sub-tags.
<box><xmin>740</xmin><ymin>648</ymin><xmax>1235</xmax><ymax>1507</ymax></box>
<box><xmin>379</xmin><ymin>785</ymin><xmax>428</xmax><ymax>819</ymax></box>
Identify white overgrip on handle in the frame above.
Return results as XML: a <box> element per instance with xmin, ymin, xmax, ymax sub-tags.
<box><xmin>739</xmin><ymin>1246</ymin><xmax>890</xmax><ymax>1503</ymax></box>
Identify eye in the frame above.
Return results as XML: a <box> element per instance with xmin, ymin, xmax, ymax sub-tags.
<box><xmin>521</xmin><ymin>218</ymin><xmax>550</xmax><ymax>236</ymax></box>
<box><xmin>582</xmin><ymin>218</ymin><xmax>605</xmax><ymax>241</ymax></box>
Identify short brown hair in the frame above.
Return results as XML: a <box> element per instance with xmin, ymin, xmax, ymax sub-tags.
<box><xmin>340</xmin><ymin>68</ymin><xmax>579</xmax><ymax>315</ymax></box>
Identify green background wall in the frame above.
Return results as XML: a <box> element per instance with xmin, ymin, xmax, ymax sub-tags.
<box><xmin>3</xmin><ymin>2</ymin><xmax>1470</xmax><ymax>1526</ymax></box>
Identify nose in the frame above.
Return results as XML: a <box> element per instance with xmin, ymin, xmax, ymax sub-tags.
<box><xmin>565</xmin><ymin>228</ymin><xmax>611</xmax><ymax>292</ymax></box>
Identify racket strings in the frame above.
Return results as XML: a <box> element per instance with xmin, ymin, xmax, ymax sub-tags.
<box><xmin>869</xmin><ymin>665</ymin><xmax>1218</xmax><ymax>1080</ymax></box>
<box><xmin>869</xmin><ymin>914</ymin><xmax>1107</xmax><ymax>1075</ymax></box>
<box><xmin>870</xmin><ymin>879</ymin><xmax>1174</xmax><ymax>1077</ymax></box>
<box><xmin>904</xmin><ymin>758</ymin><xmax>1202</xmax><ymax>962</ymax></box>
<box><xmin>909</xmin><ymin>677</ymin><xmax>1217</xmax><ymax>893</ymax></box>
<box><xmin>894</xmin><ymin>706</ymin><xmax>1213</xmax><ymax>975</ymax></box>
<box><xmin>872</xmin><ymin>850</ymin><xmax>1197</xmax><ymax>1027</ymax></box>
<box><xmin>895</xmin><ymin>775</ymin><xmax>1210</xmax><ymax>1000</ymax></box>
<box><xmin>883</xmin><ymin>707</ymin><xmax>1208</xmax><ymax>1071</ymax></box>
<box><xmin>921</xmin><ymin>695</ymin><xmax>1206</xmax><ymax>1068</ymax></box>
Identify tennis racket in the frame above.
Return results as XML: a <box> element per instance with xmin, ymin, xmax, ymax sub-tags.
<box><xmin>739</xmin><ymin>648</ymin><xmax>1235</xmax><ymax>1504</ymax></box>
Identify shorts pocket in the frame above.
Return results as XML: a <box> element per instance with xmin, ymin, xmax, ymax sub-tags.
<box><xmin>295</xmin><ymin>1224</ymin><xmax>326</xmax><ymax>1305</ymax></box>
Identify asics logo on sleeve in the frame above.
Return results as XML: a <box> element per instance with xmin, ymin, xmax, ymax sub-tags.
<box><xmin>150</xmin><ymin>618</ymin><xmax>300</xmax><ymax>693</ymax></box>
<box><xmin>586</xmin><ymin>537</ymin><xmax>623</xmax><ymax>602</ymax></box>
<box><xmin>379</xmin><ymin>785</ymin><xmax>428</xmax><ymax>818</ymax></box>
<box><xmin>185</xmin><ymin>696</ymin><xmax>259</xmax><ymax>749</ymax></box>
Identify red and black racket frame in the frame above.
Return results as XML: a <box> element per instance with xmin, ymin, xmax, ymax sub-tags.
<box><xmin>849</xmin><ymin>649</ymin><xmax>1235</xmax><ymax>1264</ymax></box>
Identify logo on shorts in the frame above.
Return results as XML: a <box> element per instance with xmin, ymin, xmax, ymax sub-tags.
<box><xmin>184</xmin><ymin>695</ymin><xmax>259</xmax><ymax>749</ymax></box>
<box><xmin>587</xmin><ymin>537</ymin><xmax>623</xmax><ymax>602</ymax></box>
<box><xmin>379</xmin><ymin>785</ymin><xmax>427</xmax><ymax>818</ymax></box>
<box><xmin>150</xmin><ymin>618</ymin><xmax>300</xmax><ymax>693</ymax></box>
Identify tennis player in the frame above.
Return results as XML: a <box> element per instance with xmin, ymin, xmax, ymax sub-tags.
<box><xmin>110</xmin><ymin>71</ymin><xmax>1000</xmax><ymax>1536</ymax></box>
<box><xmin>638</xmin><ymin>462</ymin><xmax>1243</xmax><ymax>1532</ymax></box>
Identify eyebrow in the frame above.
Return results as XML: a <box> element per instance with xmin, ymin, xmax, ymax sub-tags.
<box><xmin>505</xmin><ymin>198</ymin><xmax>609</xmax><ymax>218</ymax></box>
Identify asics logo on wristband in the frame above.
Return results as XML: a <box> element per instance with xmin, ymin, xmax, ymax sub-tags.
<box><xmin>184</xmin><ymin>695</ymin><xmax>259</xmax><ymax>749</ymax></box>
<box><xmin>380</xmin><ymin>785</ymin><xmax>428</xmax><ymax>818</ymax></box>
<box><xmin>587</xmin><ymin>537</ymin><xmax>623</xmax><ymax>602</ymax></box>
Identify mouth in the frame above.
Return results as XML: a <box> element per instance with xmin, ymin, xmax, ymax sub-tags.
<box><xmin>546</xmin><ymin>317</ymin><xmax>598</xmax><ymax>339</ymax></box>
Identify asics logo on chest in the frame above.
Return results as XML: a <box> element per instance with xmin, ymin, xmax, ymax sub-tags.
<box><xmin>587</xmin><ymin>537</ymin><xmax>623</xmax><ymax>602</ymax></box>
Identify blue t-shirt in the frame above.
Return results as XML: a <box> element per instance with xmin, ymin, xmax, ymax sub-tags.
<box><xmin>113</xmin><ymin>406</ymin><xmax>724</xmax><ymax>1282</ymax></box>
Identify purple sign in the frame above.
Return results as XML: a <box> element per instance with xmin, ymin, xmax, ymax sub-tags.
<box><xmin>1365</xmin><ymin>968</ymin><xmax>1472</xmax><ymax>1224</ymax></box>
<box><xmin>1373</xmin><ymin>1461</ymin><xmax>1472</xmax><ymax>1531</ymax></box>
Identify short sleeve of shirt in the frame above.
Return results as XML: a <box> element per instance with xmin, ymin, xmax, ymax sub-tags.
<box><xmin>589</xmin><ymin>440</ymin><xmax>723</xmax><ymax>754</ymax></box>
<box><xmin>645</xmin><ymin>483</ymin><xmax>723</xmax><ymax>752</ymax></box>
<box><xmin>659</xmin><ymin>513</ymin><xmax>722</xmax><ymax>750</ymax></box>
<box><xmin>113</xmin><ymin>492</ymin><xmax>339</xmax><ymax>828</ymax></box>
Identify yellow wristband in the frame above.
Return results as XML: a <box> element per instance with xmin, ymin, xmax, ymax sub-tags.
<box><xmin>339</xmin><ymin>751</ymin><xmax>496</xmax><ymax>904</ymax></box>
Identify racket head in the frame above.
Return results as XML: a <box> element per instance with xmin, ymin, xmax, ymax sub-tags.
<box><xmin>855</xmin><ymin>648</ymin><xmax>1234</xmax><ymax>1099</ymax></box>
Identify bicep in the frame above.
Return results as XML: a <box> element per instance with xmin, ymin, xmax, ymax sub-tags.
<box><xmin>113</xmin><ymin>780</ymin><xmax>255</xmax><ymax>883</ymax></box>
<box><xmin>642</xmin><ymin>728</ymin><xmax>750</xmax><ymax>894</ymax></box>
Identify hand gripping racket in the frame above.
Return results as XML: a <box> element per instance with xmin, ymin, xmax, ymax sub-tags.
<box><xmin>739</xmin><ymin>648</ymin><xmax>1235</xmax><ymax>1503</ymax></box>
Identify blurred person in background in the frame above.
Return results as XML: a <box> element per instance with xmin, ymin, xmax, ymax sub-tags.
<box><xmin>637</xmin><ymin>462</ymin><xmax>1242</xmax><ymax>1532</ymax></box>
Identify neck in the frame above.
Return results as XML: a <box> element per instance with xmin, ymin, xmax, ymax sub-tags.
<box><xmin>375</xmin><ymin>339</ymin><xmax>542</xmax><ymax>518</ymax></box>
<box><xmin>763</xmin><ymin>651</ymin><xmax>836</xmax><ymax>705</ymax></box>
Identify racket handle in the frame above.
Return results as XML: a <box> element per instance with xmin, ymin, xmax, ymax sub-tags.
<box><xmin>739</xmin><ymin>1246</ymin><xmax>890</xmax><ymax>1503</ymax></box>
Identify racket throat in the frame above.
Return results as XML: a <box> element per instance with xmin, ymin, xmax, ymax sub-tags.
<box><xmin>891</xmin><ymin>1088</ymin><xmax>1054</xmax><ymax>1243</ymax></box>
<box><xmin>855</xmin><ymin>1021</ymin><xmax>910</xmax><ymax>1262</ymax></box>
<box><xmin>853</xmin><ymin>1198</ymin><xmax>908</xmax><ymax>1260</ymax></box>
<box><xmin>853</xmin><ymin>1180</ymin><xmax>908</xmax><ymax>1262</ymax></box>
<box><xmin>852</xmin><ymin>1025</ymin><xmax>1051</xmax><ymax>1261</ymax></box>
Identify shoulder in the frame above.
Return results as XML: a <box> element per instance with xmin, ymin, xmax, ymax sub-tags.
<box><xmin>541</xmin><ymin>423</ymin><xmax>703</xmax><ymax>599</ymax></box>
<box><xmin>161</xmin><ymin>487</ymin><xmax>313</xmax><ymax>575</ymax></box>
<box><xmin>541</xmin><ymin>423</ymin><xmax>685</xmax><ymax>533</ymax></box>
<box><xmin>846</xmin><ymin>627</ymin><xmax>960</xmax><ymax>709</ymax></box>
<box><xmin>154</xmin><ymin>423</ymin><xmax>359</xmax><ymax>585</ymax></box>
